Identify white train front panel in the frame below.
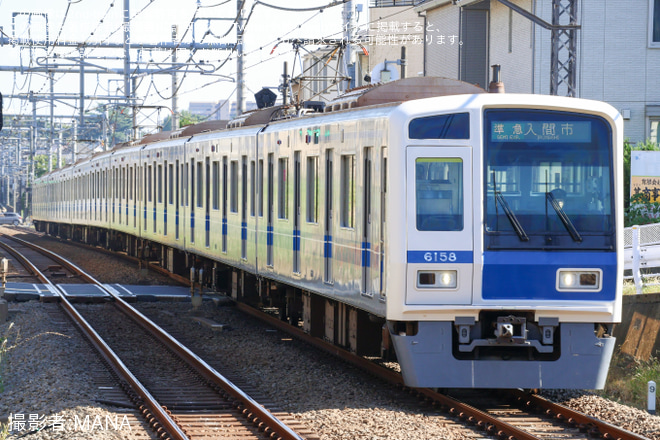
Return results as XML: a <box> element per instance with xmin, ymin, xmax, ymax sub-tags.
<box><xmin>386</xmin><ymin>94</ymin><xmax>623</xmax><ymax>388</ymax></box>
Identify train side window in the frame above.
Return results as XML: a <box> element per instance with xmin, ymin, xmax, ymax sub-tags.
<box><xmin>197</xmin><ymin>161</ymin><xmax>203</xmax><ymax>208</ymax></box>
<box><xmin>409</xmin><ymin>113</ymin><xmax>470</xmax><ymax>140</ymax></box>
<box><xmin>158</xmin><ymin>165</ymin><xmax>163</xmax><ymax>203</ymax></box>
<box><xmin>168</xmin><ymin>164</ymin><xmax>174</xmax><ymax>204</ymax></box>
<box><xmin>191</xmin><ymin>160</ymin><xmax>196</xmax><ymax>209</ymax></box>
<box><xmin>230</xmin><ymin>160</ymin><xmax>238</xmax><ymax>213</ymax></box>
<box><xmin>278</xmin><ymin>158</ymin><xmax>288</xmax><ymax>219</ymax></box>
<box><xmin>250</xmin><ymin>160</ymin><xmax>256</xmax><ymax>217</ymax></box>
<box><xmin>340</xmin><ymin>154</ymin><xmax>355</xmax><ymax>228</ymax></box>
<box><xmin>415</xmin><ymin>158</ymin><xmax>464</xmax><ymax>231</ymax></box>
<box><xmin>307</xmin><ymin>156</ymin><xmax>318</xmax><ymax>223</ymax></box>
<box><xmin>147</xmin><ymin>166</ymin><xmax>152</xmax><ymax>202</ymax></box>
<box><xmin>212</xmin><ymin>161</ymin><xmax>220</xmax><ymax>210</ymax></box>
<box><xmin>258</xmin><ymin>159</ymin><xmax>264</xmax><ymax>217</ymax></box>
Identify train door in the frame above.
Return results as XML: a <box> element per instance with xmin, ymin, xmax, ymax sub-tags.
<box><xmin>241</xmin><ymin>155</ymin><xmax>248</xmax><ymax>258</ymax></box>
<box><xmin>176</xmin><ymin>161</ymin><xmax>180</xmax><ymax>240</ymax></box>
<box><xmin>379</xmin><ymin>147</ymin><xmax>387</xmax><ymax>300</ymax></box>
<box><xmin>324</xmin><ymin>150</ymin><xmax>333</xmax><ymax>284</ymax></box>
<box><xmin>406</xmin><ymin>147</ymin><xmax>473</xmax><ymax>305</ymax></box>
<box><xmin>132</xmin><ymin>166</ymin><xmax>137</xmax><ymax>229</ymax></box>
<box><xmin>153</xmin><ymin>161</ymin><xmax>158</xmax><ymax>234</ymax></box>
<box><xmin>222</xmin><ymin>157</ymin><xmax>228</xmax><ymax>253</ymax></box>
<box><xmin>190</xmin><ymin>159</ymin><xmax>195</xmax><ymax>242</ymax></box>
<box><xmin>362</xmin><ymin>148</ymin><xmax>372</xmax><ymax>295</ymax></box>
<box><xmin>206</xmin><ymin>158</ymin><xmax>211</xmax><ymax>248</ymax></box>
<box><xmin>267</xmin><ymin>153</ymin><xmax>274</xmax><ymax>267</ymax></box>
<box><xmin>164</xmin><ymin>161</ymin><xmax>168</xmax><ymax>235</ymax></box>
<box><xmin>293</xmin><ymin>151</ymin><xmax>301</xmax><ymax>273</ymax></box>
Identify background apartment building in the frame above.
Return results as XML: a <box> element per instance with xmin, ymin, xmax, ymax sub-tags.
<box><xmin>416</xmin><ymin>0</ymin><xmax>660</xmax><ymax>143</ymax></box>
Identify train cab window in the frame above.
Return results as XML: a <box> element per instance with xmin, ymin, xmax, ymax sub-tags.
<box><xmin>484</xmin><ymin>109</ymin><xmax>614</xmax><ymax>250</ymax></box>
<box><xmin>415</xmin><ymin>158</ymin><xmax>464</xmax><ymax>231</ymax></box>
<box><xmin>409</xmin><ymin>113</ymin><xmax>469</xmax><ymax>139</ymax></box>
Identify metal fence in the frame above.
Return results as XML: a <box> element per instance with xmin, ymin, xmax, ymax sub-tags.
<box><xmin>369</xmin><ymin>0</ymin><xmax>428</xmax><ymax>7</ymax></box>
<box><xmin>624</xmin><ymin>222</ymin><xmax>660</xmax><ymax>294</ymax></box>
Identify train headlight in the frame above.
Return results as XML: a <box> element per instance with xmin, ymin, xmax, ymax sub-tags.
<box><xmin>417</xmin><ymin>270</ymin><xmax>457</xmax><ymax>289</ymax></box>
<box><xmin>557</xmin><ymin>269</ymin><xmax>602</xmax><ymax>291</ymax></box>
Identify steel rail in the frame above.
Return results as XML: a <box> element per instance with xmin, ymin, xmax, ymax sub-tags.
<box><xmin>236</xmin><ymin>302</ymin><xmax>649</xmax><ymax>440</ymax></box>
<box><xmin>510</xmin><ymin>390</ymin><xmax>650</xmax><ymax>440</ymax></box>
<box><xmin>3</xmin><ymin>234</ymin><xmax>306</xmax><ymax>440</ymax></box>
<box><xmin>0</xmin><ymin>236</ymin><xmax>190</xmax><ymax>440</ymax></box>
<box><xmin>235</xmin><ymin>302</ymin><xmax>540</xmax><ymax>440</ymax></box>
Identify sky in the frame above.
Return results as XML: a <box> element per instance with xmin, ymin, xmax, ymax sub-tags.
<box><xmin>0</xmin><ymin>0</ymin><xmax>366</xmax><ymax>130</ymax></box>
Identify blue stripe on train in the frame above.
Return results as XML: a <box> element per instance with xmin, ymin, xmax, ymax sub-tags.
<box><xmin>482</xmin><ymin>251</ymin><xmax>617</xmax><ymax>301</ymax></box>
<box><xmin>324</xmin><ymin>235</ymin><xmax>333</xmax><ymax>259</ymax></box>
<box><xmin>293</xmin><ymin>229</ymin><xmax>301</xmax><ymax>252</ymax></box>
<box><xmin>362</xmin><ymin>241</ymin><xmax>371</xmax><ymax>268</ymax></box>
<box><xmin>267</xmin><ymin>225</ymin><xmax>274</xmax><ymax>246</ymax></box>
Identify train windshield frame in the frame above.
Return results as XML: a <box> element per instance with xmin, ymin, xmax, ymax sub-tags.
<box><xmin>483</xmin><ymin>109</ymin><xmax>615</xmax><ymax>251</ymax></box>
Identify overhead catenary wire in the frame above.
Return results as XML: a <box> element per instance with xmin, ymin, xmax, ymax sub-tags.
<box><xmin>253</xmin><ymin>0</ymin><xmax>348</xmax><ymax>13</ymax></box>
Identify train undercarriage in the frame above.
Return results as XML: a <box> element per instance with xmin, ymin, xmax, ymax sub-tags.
<box><xmin>34</xmin><ymin>221</ymin><xmax>387</xmax><ymax>360</ymax></box>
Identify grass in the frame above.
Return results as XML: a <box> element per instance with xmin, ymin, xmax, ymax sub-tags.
<box><xmin>0</xmin><ymin>324</ymin><xmax>10</xmax><ymax>393</ymax></box>
<box><xmin>601</xmin><ymin>351</ymin><xmax>660</xmax><ymax>410</ymax></box>
<box><xmin>622</xmin><ymin>277</ymin><xmax>660</xmax><ymax>295</ymax></box>
<box><xmin>0</xmin><ymin>325</ymin><xmax>10</xmax><ymax>440</ymax></box>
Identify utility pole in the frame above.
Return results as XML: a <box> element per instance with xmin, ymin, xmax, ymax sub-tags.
<box><xmin>282</xmin><ymin>62</ymin><xmax>288</xmax><ymax>106</ymax></box>
<box><xmin>49</xmin><ymin>72</ymin><xmax>55</xmax><ymax>173</ymax></box>
<box><xmin>123</xmin><ymin>0</ymin><xmax>131</xmax><ymax>104</ymax></box>
<box><xmin>236</xmin><ymin>0</ymin><xmax>245</xmax><ymax>115</ymax></box>
<box><xmin>72</xmin><ymin>119</ymin><xmax>77</xmax><ymax>165</ymax></box>
<box><xmin>58</xmin><ymin>130</ymin><xmax>63</xmax><ymax>169</ymax></box>
<box><xmin>79</xmin><ymin>49</ymin><xmax>85</xmax><ymax>128</ymax></box>
<box><xmin>171</xmin><ymin>25</ymin><xmax>179</xmax><ymax>131</ymax></box>
<box><xmin>342</xmin><ymin>0</ymin><xmax>356</xmax><ymax>91</ymax></box>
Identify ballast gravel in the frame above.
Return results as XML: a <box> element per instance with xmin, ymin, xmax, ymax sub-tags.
<box><xmin>0</xmin><ymin>228</ymin><xmax>659</xmax><ymax>440</ymax></box>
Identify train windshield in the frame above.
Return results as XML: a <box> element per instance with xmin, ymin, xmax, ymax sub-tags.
<box><xmin>484</xmin><ymin>109</ymin><xmax>615</xmax><ymax>250</ymax></box>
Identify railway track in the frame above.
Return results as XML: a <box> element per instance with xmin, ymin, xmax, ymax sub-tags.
<box><xmin>237</xmin><ymin>302</ymin><xmax>651</xmax><ymax>440</ymax></box>
<box><xmin>5</xmin><ymin>227</ymin><xmax>654</xmax><ymax>440</ymax></box>
<box><xmin>0</xmin><ymin>232</ymin><xmax>317</xmax><ymax>440</ymax></box>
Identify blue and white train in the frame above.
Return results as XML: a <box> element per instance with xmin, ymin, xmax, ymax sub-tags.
<box><xmin>33</xmin><ymin>77</ymin><xmax>623</xmax><ymax>389</ymax></box>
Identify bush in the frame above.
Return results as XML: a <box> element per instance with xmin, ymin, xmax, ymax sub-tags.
<box><xmin>625</xmin><ymin>193</ymin><xmax>660</xmax><ymax>227</ymax></box>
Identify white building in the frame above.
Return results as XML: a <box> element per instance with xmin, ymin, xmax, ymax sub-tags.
<box><xmin>415</xmin><ymin>0</ymin><xmax>660</xmax><ymax>143</ymax></box>
<box><xmin>188</xmin><ymin>102</ymin><xmax>217</xmax><ymax>118</ymax></box>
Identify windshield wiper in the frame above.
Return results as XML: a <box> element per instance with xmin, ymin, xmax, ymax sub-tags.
<box><xmin>495</xmin><ymin>192</ymin><xmax>529</xmax><ymax>241</ymax></box>
<box><xmin>491</xmin><ymin>171</ymin><xmax>528</xmax><ymax>242</ymax></box>
<box><xmin>546</xmin><ymin>192</ymin><xmax>582</xmax><ymax>242</ymax></box>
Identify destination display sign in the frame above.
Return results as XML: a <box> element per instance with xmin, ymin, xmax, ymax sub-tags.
<box><xmin>491</xmin><ymin>121</ymin><xmax>591</xmax><ymax>143</ymax></box>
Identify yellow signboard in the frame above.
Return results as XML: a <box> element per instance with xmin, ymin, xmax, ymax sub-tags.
<box><xmin>631</xmin><ymin>151</ymin><xmax>660</xmax><ymax>202</ymax></box>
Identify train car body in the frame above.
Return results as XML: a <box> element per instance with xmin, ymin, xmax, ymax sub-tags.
<box><xmin>33</xmin><ymin>80</ymin><xmax>623</xmax><ymax>389</ymax></box>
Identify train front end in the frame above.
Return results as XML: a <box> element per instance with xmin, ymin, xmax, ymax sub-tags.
<box><xmin>387</xmin><ymin>94</ymin><xmax>623</xmax><ymax>389</ymax></box>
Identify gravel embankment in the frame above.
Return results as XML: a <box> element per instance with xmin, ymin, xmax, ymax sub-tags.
<box><xmin>0</xmin><ymin>302</ymin><xmax>151</xmax><ymax>440</ymax></box>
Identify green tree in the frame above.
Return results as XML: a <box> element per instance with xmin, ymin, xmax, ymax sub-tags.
<box><xmin>33</xmin><ymin>154</ymin><xmax>57</xmax><ymax>178</ymax></box>
<box><xmin>161</xmin><ymin>110</ymin><xmax>206</xmax><ymax>131</ymax></box>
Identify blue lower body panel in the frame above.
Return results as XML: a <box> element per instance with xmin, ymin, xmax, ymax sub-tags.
<box><xmin>390</xmin><ymin>321</ymin><xmax>615</xmax><ymax>389</ymax></box>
